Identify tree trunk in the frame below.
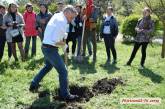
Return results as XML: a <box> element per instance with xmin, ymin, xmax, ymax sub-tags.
<box><xmin>161</xmin><ymin>22</ymin><xmax>165</xmax><ymax>58</ymax></box>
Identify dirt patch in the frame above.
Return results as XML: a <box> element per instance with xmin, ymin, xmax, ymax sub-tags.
<box><xmin>28</xmin><ymin>78</ymin><xmax>124</xmax><ymax>109</ymax></box>
<box><xmin>38</xmin><ymin>90</ymin><xmax>50</xmax><ymax>98</ymax></box>
<box><xmin>22</xmin><ymin>103</ymin><xmax>80</xmax><ymax>109</ymax></box>
<box><xmin>69</xmin><ymin>85</ymin><xmax>94</xmax><ymax>102</ymax></box>
<box><xmin>92</xmin><ymin>78</ymin><xmax>124</xmax><ymax>94</ymax></box>
<box><xmin>53</xmin><ymin>78</ymin><xmax>124</xmax><ymax>103</ymax></box>
<box><xmin>28</xmin><ymin>105</ymin><xmax>55</xmax><ymax>109</ymax></box>
<box><xmin>53</xmin><ymin>85</ymin><xmax>94</xmax><ymax>103</ymax></box>
<box><xmin>56</xmin><ymin>103</ymin><xmax>83</xmax><ymax>109</ymax></box>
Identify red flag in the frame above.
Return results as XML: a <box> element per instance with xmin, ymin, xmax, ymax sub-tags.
<box><xmin>86</xmin><ymin>0</ymin><xmax>93</xmax><ymax>16</ymax></box>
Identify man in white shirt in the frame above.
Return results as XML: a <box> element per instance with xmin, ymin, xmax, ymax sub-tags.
<box><xmin>29</xmin><ymin>5</ymin><xmax>79</xmax><ymax>101</ymax></box>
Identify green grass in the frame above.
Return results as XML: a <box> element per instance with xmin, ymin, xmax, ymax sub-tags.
<box><xmin>0</xmin><ymin>39</ymin><xmax>165</xmax><ymax>109</ymax></box>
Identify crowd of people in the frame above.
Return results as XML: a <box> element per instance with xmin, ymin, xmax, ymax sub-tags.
<box><xmin>0</xmin><ymin>2</ymin><xmax>118</xmax><ymax>63</ymax></box>
<box><xmin>0</xmin><ymin>2</ymin><xmax>154</xmax><ymax>101</ymax></box>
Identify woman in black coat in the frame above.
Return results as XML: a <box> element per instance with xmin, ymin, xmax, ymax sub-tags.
<box><xmin>126</xmin><ymin>7</ymin><xmax>154</xmax><ymax>68</ymax></box>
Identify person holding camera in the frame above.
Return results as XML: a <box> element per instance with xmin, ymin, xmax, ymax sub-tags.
<box><xmin>3</xmin><ymin>3</ymin><xmax>25</xmax><ymax>62</ymax></box>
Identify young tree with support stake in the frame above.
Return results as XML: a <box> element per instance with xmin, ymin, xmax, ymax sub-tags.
<box><xmin>143</xmin><ymin>0</ymin><xmax>165</xmax><ymax>58</ymax></box>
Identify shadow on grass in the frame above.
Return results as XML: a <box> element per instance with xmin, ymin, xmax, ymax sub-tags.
<box><xmin>121</xmin><ymin>40</ymin><xmax>134</xmax><ymax>45</ymax></box>
<box><xmin>29</xmin><ymin>90</ymin><xmax>67</xmax><ymax>109</ymax></box>
<box><xmin>25</xmin><ymin>58</ymin><xmax>44</xmax><ymax>70</ymax></box>
<box><xmin>25</xmin><ymin>54</ymin><xmax>97</xmax><ymax>74</ymax></box>
<box><xmin>138</xmin><ymin>68</ymin><xmax>164</xmax><ymax>83</ymax></box>
<box><xmin>68</xmin><ymin>56</ymin><xmax>97</xmax><ymax>74</ymax></box>
<box><xmin>0</xmin><ymin>61</ymin><xmax>23</xmax><ymax>74</ymax></box>
<box><xmin>100</xmin><ymin>63</ymin><xmax>120</xmax><ymax>74</ymax></box>
<box><xmin>9</xmin><ymin>61</ymin><xmax>21</xmax><ymax>69</ymax></box>
<box><xmin>0</xmin><ymin>61</ymin><xmax>8</xmax><ymax>74</ymax></box>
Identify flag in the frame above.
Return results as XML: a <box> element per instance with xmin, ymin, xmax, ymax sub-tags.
<box><xmin>86</xmin><ymin>0</ymin><xmax>93</xmax><ymax>16</ymax></box>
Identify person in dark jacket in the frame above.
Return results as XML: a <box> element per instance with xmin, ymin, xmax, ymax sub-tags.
<box><xmin>75</xmin><ymin>5</ymin><xmax>83</xmax><ymax>56</ymax></box>
<box><xmin>54</xmin><ymin>2</ymin><xmax>64</xmax><ymax>14</ymax></box>
<box><xmin>66</xmin><ymin>22</ymin><xmax>77</xmax><ymax>56</ymax></box>
<box><xmin>0</xmin><ymin>4</ymin><xmax>12</xmax><ymax>62</ymax></box>
<box><xmin>126</xmin><ymin>7</ymin><xmax>154</xmax><ymax>68</ymax></box>
<box><xmin>36</xmin><ymin>4</ymin><xmax>52</xmax><ymax>41</ymax></box>
<box><xmin>100</xmin><ymin>7</ymin><xmax>118</xmax><ymax>64</ymax></box>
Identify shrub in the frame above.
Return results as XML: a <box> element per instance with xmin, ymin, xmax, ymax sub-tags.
<box><xmin>116</xmin><ymin>15</ymin><xmax>125</xmax><ymax>26</ymax></box>
<box><xmin>49</xmin><ymin>3</ymin><xmax>57</xmax><ymax>14</ymax></box>
<box><xmin>18</xmin><ymin>3</ymin><xmax>56</xmax><ymax>14</ymax></box>
<box><xmin>120</xmin><ymin>15</ymin><xmax>139</xmax><ymax>39</ymax></box>
<box><xmin>18</xmin><ymin>4</ymin><xmax>39</xmax><ymax>14</ymax></box>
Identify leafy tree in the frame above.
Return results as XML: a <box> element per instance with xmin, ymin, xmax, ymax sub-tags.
<box><xmin>111</xmin><ymin>0</ymin><xmax>141</xmax><ymax>16</ymax></box>
<box><xmin>17</xmin><ymin>0</ymin><xmax>29</xmax><ymax>6</ymax></box>
<box><xmin>1</xmin><ymin>0</ymin><xmax>9</xmax><ymax>7</ymax></box>
<box><xmin>143</xmin><ymin>0</ymin><xmax>165</xmax><ymax>58</ymax></box>
<box><xmin>49</xmin><ymin>3</ymin><xmax>57</xmax><ymax>13</ymax></box>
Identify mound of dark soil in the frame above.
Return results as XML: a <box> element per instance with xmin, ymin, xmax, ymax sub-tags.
<box><xmin>38</xmin><ymin>90</ymin><xmax>50</xmax><ymax>98</ymax></box>
<box><xmin>92</xmin><ymin>78</ymin><xmax>124</xmax><ymax>94</ymax></box>
<box><xmin>28</xmin><ymin>78</ymin><xmax>124</xmax><ymax>109</ymax></box>
<box><xmin>53</xmin><ymin>85</ymin><xmax>94</xmax><ymax>103</ymax></box>
<box><xmin>69</xmin><ymin>85</ymin><xmax>94</xmax><ymax>102</ymax></box>
<box><xmin>56</xmin><ymin>103</ymin><xmax>83</xmax><ymax>109</ymax></box>
<box><xmin>27</xmin><ymin>103</ymin><xmax>82</xmax><ymax>109</ymax></box>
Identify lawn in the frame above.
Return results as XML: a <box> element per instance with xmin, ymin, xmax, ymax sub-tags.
<box><xmin>0</xmin><ymin>39</ymin><xmax>165</xmax><ymax>109</ymax></box>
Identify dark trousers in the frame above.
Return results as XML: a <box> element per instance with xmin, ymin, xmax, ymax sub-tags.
<box><xmin>24</xmin><ymin>36</ymin><xmax>37</xmax><ymax>57</ymax></box>
<box><xmin>103</xmin><ymin>36</ymin><xmax>117</xmax><ymax>61</ymax></box>
<box><xmin>39</xmin><ymin>31</ymin><xmax>44</xmax><ymax>41</ymax></box>
<box><xmin>127</xmin><ymin>42</ymin><xmax>149</xmax><ymax>66</ymax></box>
<box><xmin>83</xmin><ymin>28</ymin><xmax>97</xmax><ymax>59</ymax></box>
<box><xmin>0</xmin><ymin>35</ymin><xmax>12</xmax><ymax>61</ymax></box>
<box><xmin>66</xmin><ymin>33</ymin><xmax>77</xmax><ymax>54</ymax></box>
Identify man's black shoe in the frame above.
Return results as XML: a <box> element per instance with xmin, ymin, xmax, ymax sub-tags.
<box><xmin>29</xmin><ymin>84</ymin><xmax>40</xmax><ymax>93</ymax></box>
<box><xmin>126</xmin><ymin>62</ymin><xmax>131</xmax><ymax>66</ymax></box>
<box><xmin>60</xmin><ymin>94</ymin><xmax>79</xmax><ymax>102</ymax></box>
<box><xmin>112</xmin><ymin>60</ymin><xmax>117</xmax><ymax>64</ymax></box>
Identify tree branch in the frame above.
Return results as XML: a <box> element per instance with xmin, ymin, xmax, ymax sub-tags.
<box><xmin>160</xmin><ymin>0</ymin><xmax>165</xmax><ymax>9</ymax></box>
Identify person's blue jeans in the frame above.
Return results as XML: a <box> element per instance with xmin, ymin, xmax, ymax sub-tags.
<box><xmin>82</xmin><ymin>28</ymin><xmax>94</xmax><ymax>56</ymax></box>
<box><xmin>31</xmin><ymin>46</ymin><xmax>69</xmax><ymax>97</ymax></box>
<box><xmin>77</xmin><ymin>35</ymin><xmax>92</xmax><ymax>56</ymax></box>
<box><xmin>87</xmin><ymin>36</ymin><xmax>92</xmax><ymax>55</ymax></box>
<box><xmin>77</xmin><ymin>35</ymin><xmax>82</xmax><ymax>56</ymax></box>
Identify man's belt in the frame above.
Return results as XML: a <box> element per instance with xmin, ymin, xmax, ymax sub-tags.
<box><xmin>42</xmin><ymin>44</ymin><xmax>58</xmax><ymax>49</ymax></box>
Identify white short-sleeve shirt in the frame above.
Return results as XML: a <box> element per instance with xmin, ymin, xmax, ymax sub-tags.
<box><xmin>43</xmin><ymin>12</ymin><xmax>68</xmax><ymax>47</ymax></box>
